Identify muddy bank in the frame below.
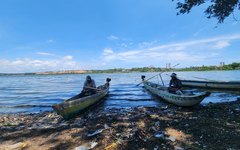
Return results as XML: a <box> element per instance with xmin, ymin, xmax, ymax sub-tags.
<box><xmin>0</xmin><ymin>99</ymin><xmax>240</xmax><ymax>150</ymax></box>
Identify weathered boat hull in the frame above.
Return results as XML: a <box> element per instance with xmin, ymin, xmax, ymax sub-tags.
<box><xmin>143</xmin><ymin>81</ymin><xmax>210</xmax><ymax>107</ymax></box>
<box><xmin>52</xmin><ymin>85</ymin><xmax>109</xmax><ymax>119</ymax></box>
<box><xmin>181</xmin><ymin>80</ymin><xmax>240</xmax><ymax>90</ymax></box>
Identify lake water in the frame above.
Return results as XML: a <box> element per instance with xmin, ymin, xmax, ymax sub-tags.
<box><xmin>0</xmin><ymin>70</ymin><xmax>239</xmax><ymax>114</ymax></box>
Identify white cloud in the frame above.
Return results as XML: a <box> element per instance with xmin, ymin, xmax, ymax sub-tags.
<box><xmin>12</xmin><ymin>60</ymin><xmax>25</xmax><ymax>65</ymax></box>
<box><xmin>102</xmin><ymin>48</ymin><xmax>117</xmax><ymax>61</ymax></box>
<box><xmin>102</xmin><ymin>48</ymin><xmax>142</xmax><ymax>62</ymax></box>
<box><xmin>102</xmin><ymin>34</ymin><xmax>240</xmax><ymax>65</ymax></box>
<box><xmin>63</xmin><ymin>55</ymin><xmax>73</xmax><ymax>60</ymax></box>
<box><xmin>107</xmin><ymin>35</ymin><xmax>119</xmax><ymax>40</ymax></box>
<box><xmin>0</xmin><ymin>57</ymin><xmax>79</xmax><ymax>73</ymax></box>
<box><xmin>37</xmin><ymin>53</ymin><xmax>73</xmax><ymax>61</ymax></box>
<box><xmin>37</xmin><ymin>52</ymin><xmax>55</xmax><ymax>56</ymax></box>
<box><xmin>121</xmin><ymin>43</ymin><xmax>128</xmax><ymax>48</ymax></box>
<box><xmin>47</xmin><ymin>39</ymin><xmax>55</xmax><ymax>43</ymax></box>
<box><xmin>118</xmin><ymin>51</ymin><xmax>141</xmax><ymax>61</ymax></box>
<box><xmin>213</xmin><ymin>40</ymin><xmax>230</xmax><ymax>49</ymax></box>
<box><xmin>138</xmin><ymin>40</ymin><xmax>158</xmax><ymax>48</ymax></box>
<box><xmin>103</xmin><ymin>48</ymin><xmax>114</xmax><ymax>55</ymax></box>
<box><xmin>163</xmin><ymin>51</ymin><xmax>205</xmax><ymax>61</ymax></box>
<box><xmin>149</xmin><ymin>34</ymin><xmax>240</xmax><ymax>51</ymax></box>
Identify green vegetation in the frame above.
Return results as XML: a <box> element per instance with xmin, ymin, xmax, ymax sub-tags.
<box><xmin>0</xmin><ymin>73</ymin><xmax>37</xmax><ymax>75</ymax></box>
<box><xmin>87</xmin><ymin>67</ymin><xmax>163</xmax><ymax>74</ymax></box>
<box><xmin>88</xmin><ymin>62</ymin><xmax>240</xmax><ymax>73</ymax></box>
<box><xmin>179</xmin><ymin>62</ymin><xmax>240</xmax><ymax>71</ymax></box>
<box><xmin>173</xmin><ymin>0</ymin><xmax>240</xmax><ymax>23</ymax></box>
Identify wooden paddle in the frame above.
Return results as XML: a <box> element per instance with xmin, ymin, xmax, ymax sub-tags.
<box><xmin>84</xmin><ymin>86</ymin><xmax>101</xmax><ymax>91</ymax></box>
<box><xmin>136</xmin><ymin>63</ymin><xmax>180</xmax><ymax>86</ymax></box>
<box><xmin>83</xmin><ymin>78</ymin><xmax>111</xmax><ymax>92</ymax></box>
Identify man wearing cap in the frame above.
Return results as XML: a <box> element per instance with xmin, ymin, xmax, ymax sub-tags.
<box><xmin>168</xmin><ymin>73</ymin><xmax>182</xmax><ymax>94</ymax></box>
<box><xmin>82</xmin><ymin>75</ymin><xmax>96</xmax><ymax>96</ymax></box>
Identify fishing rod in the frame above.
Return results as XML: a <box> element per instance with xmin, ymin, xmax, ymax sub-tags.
<box><xmin>165</xmin><ymin>73</ymin><xmax>218</xmax><ymax>82</ymax></box>
<box><xmin>136</xmin><ymin>63</ymin><xmax>180</xmax><ymax>86</ymax></box>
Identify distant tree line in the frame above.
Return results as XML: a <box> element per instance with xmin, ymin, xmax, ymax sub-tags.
<box><xmin>179</xmin><ymin>62</ymin><xmax>240</xmax><ymax>71</ymax></box>
<box><xmin>88</xmin><ymin>62</ymin><xmax>240</xmax><ymax>73</ymax></box>
<box><xmin>87</xmin><ymin>67</ymin><xmax>164</xmax><ymax>74</ymax></box>
<box><xmin>0</xmin><ymin>73</ymin><xmax>36</xmax><ymax>76</ymax></box>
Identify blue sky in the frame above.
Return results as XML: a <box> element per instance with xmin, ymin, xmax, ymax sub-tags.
<box><xmin>0</xmin><ymin>0</ymin><xmax>239</xmax><ymax>73</ymax></box>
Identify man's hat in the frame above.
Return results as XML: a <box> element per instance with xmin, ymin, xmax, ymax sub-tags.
<box><xmin>171</xmin><ymin>73</ymin><xmax>177</xmax><ymax>77</ymax></box>
<box><xmin>86</xmin><ymin>75</ymin><xmax>91</xmax><ymax>80</ymax></box>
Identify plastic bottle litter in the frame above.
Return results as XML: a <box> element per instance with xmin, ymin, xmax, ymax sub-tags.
<box><xmin>75</xmin><ymin>142</ymin><xmax>98</xmax><ymax>150</ymax></box>
<box><xmin>87</xmin><ymin>129</ymin><xmax>103</xmax><ymax>137</ymax></box>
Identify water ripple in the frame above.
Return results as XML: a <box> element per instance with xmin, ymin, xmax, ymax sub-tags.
<box><xmin>0</xmin><ymin>72</ymin><xmax>239</xmax><ymax>113</ymax></box>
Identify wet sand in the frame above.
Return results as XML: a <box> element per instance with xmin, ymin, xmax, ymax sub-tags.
<box><xmin>0</xmin><ymin>99</ymin><xmax>240</xmax><ymax>150</ymax></box>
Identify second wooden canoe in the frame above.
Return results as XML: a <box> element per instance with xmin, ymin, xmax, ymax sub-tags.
<box><xmin>142</xmin><ymin>78</ymin><xmax>210</xmax><ymax>107</ymax></box>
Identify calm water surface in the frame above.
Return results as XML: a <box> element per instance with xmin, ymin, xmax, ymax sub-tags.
<box><xmin>0</xmin><ymin>70</ymin><xmax>239</xmax><ymax>113</ymax></box>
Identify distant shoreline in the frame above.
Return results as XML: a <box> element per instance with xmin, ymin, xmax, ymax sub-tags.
<box><xmin>0</xmin><ymin>69</ymin><xmax>240</xmax><ymax>76</ymax></box>
<box><xmin>0</xmin><ymin>62</ymin><xmax>239</xmax><ymax>75</ymax></box>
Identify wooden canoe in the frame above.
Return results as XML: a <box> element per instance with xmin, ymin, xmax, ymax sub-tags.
<box><xmin>181</xmin><ymin>80</ymin><xmax>240</xmax><ymax>90</ymax></box>
<box><xmin>52</xmin><ymin>78</ymin><xmax>111</xmax><ymax>119</ymax></box>
<box><xmin>142</xmin><ymin>79</ymin><xmax>210</xmax><ymax>107</ymax></box>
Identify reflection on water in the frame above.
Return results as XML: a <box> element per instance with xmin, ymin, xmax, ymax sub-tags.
<box><xmin>0</xmin><ymin>70</ymin><xmax>239</xmax><ymax>113</ymax></box>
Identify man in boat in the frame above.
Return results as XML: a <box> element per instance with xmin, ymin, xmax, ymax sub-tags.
<box><xmin>81</xmin><ymin>75</ymin><xmax>97</xmax><ymax>96</ymax></box>
<box><xmin>168</xmin><ymin>73</ymin><xmax>183</xmax><ymax>94</ymax></box>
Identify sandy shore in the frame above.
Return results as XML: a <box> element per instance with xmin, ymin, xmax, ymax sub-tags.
<box><xmin>0</xmin><ymin>99</ymin><xmax>240</xmax><ymax>150</ymax></box>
